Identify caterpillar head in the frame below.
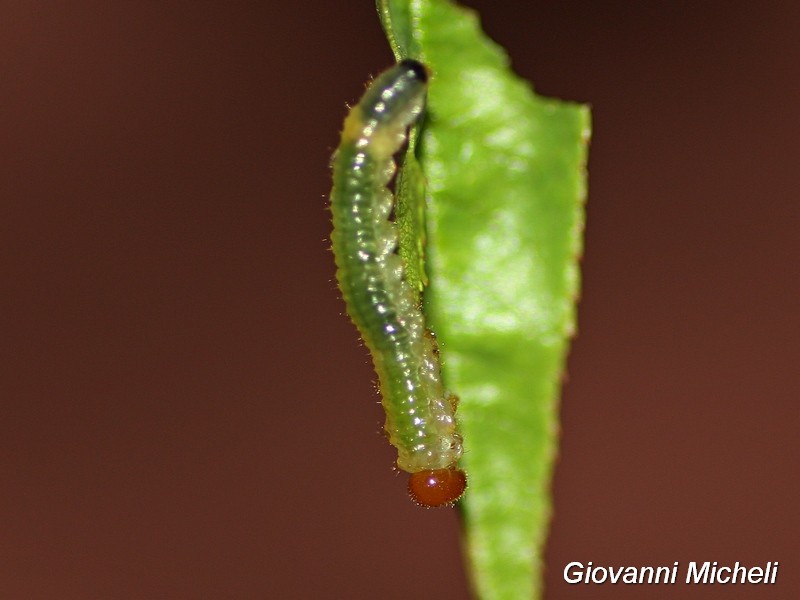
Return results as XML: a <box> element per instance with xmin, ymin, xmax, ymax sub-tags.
<box><xmin>407</xmin><ymin>467</ymin><xmax>467</xmax><ymax>508</ymax></box>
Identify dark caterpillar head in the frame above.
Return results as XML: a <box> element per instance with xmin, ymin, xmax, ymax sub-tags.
<box><xmin>407</xmin><ymin>467</ymin><xmax>467</xmax><ymax>508</ymax></box>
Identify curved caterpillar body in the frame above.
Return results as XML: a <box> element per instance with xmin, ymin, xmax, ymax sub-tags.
<box><xmin>330</xmin><ymin>60</ymin><xmax>466</xmax><ymax>507</ymax></box>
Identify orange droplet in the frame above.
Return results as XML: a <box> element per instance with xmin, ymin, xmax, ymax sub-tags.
<box><xmin>408</xmin><ymin>468</ymin><xmax>467</xmax><ymax>507</ymax></box>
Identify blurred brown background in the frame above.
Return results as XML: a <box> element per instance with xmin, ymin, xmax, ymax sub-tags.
<box><xmin>1</xmin><ymin>1</ymin><xmax>797</xmax><ymax>598</ymax></box>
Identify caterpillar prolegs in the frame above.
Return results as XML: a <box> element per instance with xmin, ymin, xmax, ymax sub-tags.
<box><xmin>329</xmin><ymin>60</ymin><xmax>466</xmax><ymax>507</ymax></box>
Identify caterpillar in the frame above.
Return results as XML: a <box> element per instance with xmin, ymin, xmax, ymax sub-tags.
<box><xmin>329</xmin><ymin>60</ymin><xmax>466</xmax><ymax>507</ymax></box>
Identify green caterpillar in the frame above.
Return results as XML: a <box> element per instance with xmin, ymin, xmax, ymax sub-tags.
<box><xmin>330</xmin><ymin>60</ymin><xmax>466</xmax><ymax>507</ymax></box>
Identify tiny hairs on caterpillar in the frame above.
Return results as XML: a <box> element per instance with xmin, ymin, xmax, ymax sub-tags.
<box><xmin>329</xmin><ymin>60</ymin><xmax>466</xmax><ymax>507</ymax></box>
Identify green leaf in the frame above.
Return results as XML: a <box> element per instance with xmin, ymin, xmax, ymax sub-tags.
<box><xmin>395</xmin><ymin>127</ymin><xmax>428</xmax><ymax>292</ymax></box>
<box><xmin>378</xmin><ymin>1</ymin><xmax>590</xmax><ymax>599</ymax></box>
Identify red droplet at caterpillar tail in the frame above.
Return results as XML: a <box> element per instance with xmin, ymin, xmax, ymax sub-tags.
<box><xmin>329</xmin><ymin>60</ymin><xmax>466</xmax><ymax>507</ymax></box>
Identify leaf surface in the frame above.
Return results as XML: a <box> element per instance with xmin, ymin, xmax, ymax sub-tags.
<box><xmin>379</xmin><ymin>1</ymin><xmax>590</xmax><ymax>598</ymax></box>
